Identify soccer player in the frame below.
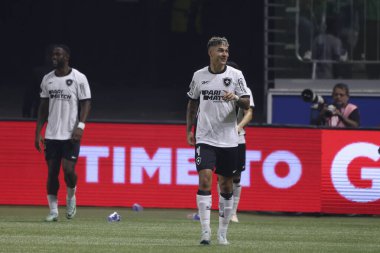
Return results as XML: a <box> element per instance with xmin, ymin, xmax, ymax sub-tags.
<box><xmin>34</xmin><ymin>44</ymin><xmax>91</xmax><ymax>222</ymax></box>
<box><xmin>231</xmin><ymin>86</ymin><xmax>254</xmax><ymax>222</ymax></box>
<box><xmin>186</xmin><ymin>37</ymin><xmax>250</xmax><ymax>245</ymax></box>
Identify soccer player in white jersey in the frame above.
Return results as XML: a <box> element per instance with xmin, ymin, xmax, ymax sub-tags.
<box><xmin>186</xmin><ymin>37</ymin><xmax>250</xmax><ymax>245</ymax></box>
<box><xmin>231</xmin><ymin>86</ymin><xmax>254</xmax><ymax>222</ymax></box>
<box><xmin>34</xmin><ymin>44</ymin><xmax>91</xmax><ymax>222</ymax></box>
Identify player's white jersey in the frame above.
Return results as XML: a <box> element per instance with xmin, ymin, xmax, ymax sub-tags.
<box><xmin>187</xmin><ymin>65</ymin><xmax>249</xmax><ymax>147</ymax></box>
<box><xmin>40</xmin><ymin>68</ymin><xmax>91</xmax><ymax>140</ymax></box>
<box><xmin>237</xmin><ymin>87</ymin><xmax>254</xmax><ymax>144</ymax></box>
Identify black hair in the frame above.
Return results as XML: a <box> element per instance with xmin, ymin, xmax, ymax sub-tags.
<box><xmin>333</xmin><ymin>83</ymin><xmax>350</xmax><ymax>96</ymax></box>
<box><xmin>52</xmin><ymin>44</ymin><xmax>71</xmax><ymax>56</ymax></box>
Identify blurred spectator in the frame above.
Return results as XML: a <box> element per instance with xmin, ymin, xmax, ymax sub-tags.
<box><xmin>365</xmin><ymin>0</ymin><xmax>380</xmax><ymax>79</ymax></box>
<box><xmin>310</xmin><ymin>17</ymin><xmax>347</xmax><ymax>79</ymax></box>
<box><xmin>335</xmin><ymin>0</ymin><xmax>361</xmax><ymax>78</ymax></box>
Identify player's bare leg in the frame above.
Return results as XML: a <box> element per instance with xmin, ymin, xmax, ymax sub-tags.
<box><xmin>197</xmin><ymin>169</ymin><xmax>213</xmax><ymax>245</ymax></box>
<box><xmin>45</xmin><ymin>159</ymin><xmax>60</xmax><ymax>222</ymax></box>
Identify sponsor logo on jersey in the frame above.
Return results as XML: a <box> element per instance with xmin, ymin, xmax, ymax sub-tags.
<box><xmin>202</xmin><ymin>90</ymin><xmax>223</xmax><ymax>101</ymax></box>
<box><xmin>201</xmin><ymin>80</ymin><xmax>210</xmax><ymax>84</ymax></box>
<box><xmin>66</xmin><ymin>79</ymin><xmax>73</xmax><ymax>86</ymax></box>
<box><xmin>223</xmin><ymin>77</ymin><xmax>232</xmax><ymax>87</ymax></box>
<box><xmin>49</xmin><ymin>90</ymin><xmax>72</xmax><ymax>100</ymax></box>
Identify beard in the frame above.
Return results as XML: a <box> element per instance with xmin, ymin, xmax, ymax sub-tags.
<box><xmin>52</xmin><ymin>59</ymin><xmax>65</xmax><ymax>69</ymax></box>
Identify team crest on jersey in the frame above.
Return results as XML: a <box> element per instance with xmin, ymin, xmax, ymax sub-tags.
<box><xmin>223</xmin><ymin>77</ymin><xmax>232</xmax><ymax>87</ymax></box>
<box><xmin>66</xmin><ymin>79</ymin><xmax>73</xmax><ymax>86</ymax></box>
<box><xmin>196</xmin><ymin>157</ymin><xmax>202</xmax><ymax>165</ymax></box>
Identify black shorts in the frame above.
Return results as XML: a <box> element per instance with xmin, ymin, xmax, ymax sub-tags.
<box><xmin>236</xmin><ymin>143</ymin><xmax>246</xmax><ymax>175</ymax></box>
<box><xmin>44</xmin><ymin>139</ymin><xmax>80</xmax><ymax>162</ymax></box>
<box><xmin>195</xmin><ymin>144</ymin><xmax>238</xmax><ymax>177</ymax></box>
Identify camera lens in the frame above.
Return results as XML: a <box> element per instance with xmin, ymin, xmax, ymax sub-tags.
<box><xmin>301</xmin><ymin>89</ymin><xmax>314</xmax><ymax>102</ymax></box>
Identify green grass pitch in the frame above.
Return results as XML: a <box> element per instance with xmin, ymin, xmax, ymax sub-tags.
<box><xmin>0</xmin><ymin>206</ymin><xmax>379</xmax><ymax>253</ymax></box>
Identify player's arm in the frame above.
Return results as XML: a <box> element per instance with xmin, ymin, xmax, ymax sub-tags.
<box><xmin>223</xmin><ymin>90</ymin><xmax>250</xmax><ymax>110</ymax></box>
<box><xmin>72</xmin><ymin>99</ymin><xmax>91</xmax><ymax>141</ymax></box>
<box><xmin>186</xmin><ymin>99</ymin><xmax>199</xmax><ymax>146</ymax></box>
<box><xmin>35</xmin><ymin>98</ymin><xmax>49</xmax><ymax>152</ymax></box>
<box><xmin>236</xmin><ymin>95</ymin><xmax>250</xmax><ymax>110</ymax></box>
<box><xmin>237</xmin><ymin>107</ymin><xmax>254</xmax><ymax>133</ymax></box>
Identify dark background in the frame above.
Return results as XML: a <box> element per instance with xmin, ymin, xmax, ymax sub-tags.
<box><xmin>0</xmin><ymin>0</ymin><xmax>264</xmax><ymax>122</ymax></box>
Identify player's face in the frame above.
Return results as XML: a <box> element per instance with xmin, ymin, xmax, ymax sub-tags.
<box><xmin>332</xmin><ymin>87</ymin><xmax>349</xmax><ymax>106</ymax></box>
<box><xmin>51</xmin><ymin>47</ymin><xmax>68</xmax><ymax>69</ymax></box>
<box><xmin>209</xmin><ymin>44</ymin><xmax>229</xmax><ymax>67</ymax></box>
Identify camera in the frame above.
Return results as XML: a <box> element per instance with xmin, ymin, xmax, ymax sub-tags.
<box><xmin>301</xmin><ymin>89</ymin><xmax>325</xmax><ymax>104</ymax></box>
<box><xmin>324</xmin><ymin>105</ymin><xmax>336</xmax><ymax>118</ymax></box>
<box><xmin>324</xmin><ymin>103</ymin><xmax>342</xmax><ymax>118</ymax></box>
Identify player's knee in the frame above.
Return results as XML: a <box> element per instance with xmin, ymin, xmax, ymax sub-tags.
<box><xmin>198</xmin><ymin>176</ymin><xmax>212</xmax><ymax>190</ymax></box>
<box><xmin>219</xmin><ymin>179</ymin><xmax>233</xmax><ymax>193</ymax></box>
<box><xmin>47</xmin><ymin>160</ymin><xmax>60</xmax><ymax>177</ymax></box>
<box><xmin>199</xmin><ymin>179</ymin><xmax>211</xmax><ymax>190</ymax></box>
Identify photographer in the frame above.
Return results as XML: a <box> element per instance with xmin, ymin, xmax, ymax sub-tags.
<box><xmin>316</xmin><ymin>83</ymin><xmax>360</xmax><ymax>128</ymax></box>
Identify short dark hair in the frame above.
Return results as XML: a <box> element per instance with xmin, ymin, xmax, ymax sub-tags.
<box><xmin>207</xmin><ymin>36</ymin><xmax>229</xmax><ymax>49</ymax></box>
<box><xmin>333</xmin><ymin>83</ymin><xmax>350</xmax><ymax>96</ymax></box>
<box><xmin>52</xmin><ymin>44</ymin><xmax>71</xmax><ymax>57</ymax></box>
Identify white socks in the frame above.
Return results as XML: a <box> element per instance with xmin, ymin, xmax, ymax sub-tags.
<box><xmin>47</xmin><ymin>187</ymin><xmax>76</xmax><ymax>215</ymax></box>
<box><xmin>47</xmin><ymin>195</ymin><xmax>58</xmax><ymax>214</ymax></box>
<box><xmin>232</xmin><ymin>183</ymin><xmax>242</xmax><ymax>215</ymax></box>
<box><xmin>196</xmin><ymin>194</ymin><xmax>211</xmax><ymax>232</ymax></box>
<box><xmin>218</xmin><ymin>194</ymin><xmax>233</xmax><ymax>233</ymax></box>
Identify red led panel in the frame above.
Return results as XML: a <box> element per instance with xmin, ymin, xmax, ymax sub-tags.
<box><xmin>0</xmin><ymin>121</ymin><xmax>379</xmax><ymax>214</ymax></box>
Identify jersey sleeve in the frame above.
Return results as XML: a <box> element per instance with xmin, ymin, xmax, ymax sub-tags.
<box><xmin>235</xmin><ymin>71</ymin><xmax>249</xmax><ymax>98</ymax></box>
<box><xmin>187</xmin><ymin>74</ymin><xmax>200</xmax><ymax>99</ymax></box>
<box><xmin>247</xmin><ymin>87</ymin><xmax>255</xmax><ymax>107</ymax></box>
<box><xmin>77</xmin><ymin>74</ymin><xmax>91</xmax><ymax>100</ymax></box>
<box><xmin>40</xmin><ymin>76</ymin><xmax>49</xmax><ymax>98</ymax></box>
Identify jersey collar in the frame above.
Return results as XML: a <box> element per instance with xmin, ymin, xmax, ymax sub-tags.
<box><xmin>208</xmin><ymin>65</ymin><xmax>227</xmax><ymax>74</ymax></box>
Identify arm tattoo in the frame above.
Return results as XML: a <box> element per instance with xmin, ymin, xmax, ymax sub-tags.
<box><xmin>186</xmin><ymin>100</ymin><xmax>199</xmax><ymax>132</ymax></box>
<box><xmin>237</xmin><ymin>97</ymin><xmax>250</xmax><ymax>110</ymax></box>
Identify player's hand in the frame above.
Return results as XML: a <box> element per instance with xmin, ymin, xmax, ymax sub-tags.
<box><xmin>236</xmin><ymin>125</ymin><xmax>243</xmax><ymax>134</ymax></box>
<box><xmin>34</xmin><ymin>134</ymin><xmax>44</xmax><ymax>152</ymax></box>
<box><xmin>334</xmin><ymin>109</ymin><xmax>342</xmax><ymax>117</ymax></box>
<box><xmin>223</xmin><ymin>90</ymin><xmax>239</xmax><ymax>102</ymax></box>
<box><xmin>187</xmin><ymin>132</ymin><xmax>195</xmax><ymax>146</ymax></box>
<box><xmin>72</xmin><ymin>128</ymin><xmax>83</xmax><ymax>142</ymax></box>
